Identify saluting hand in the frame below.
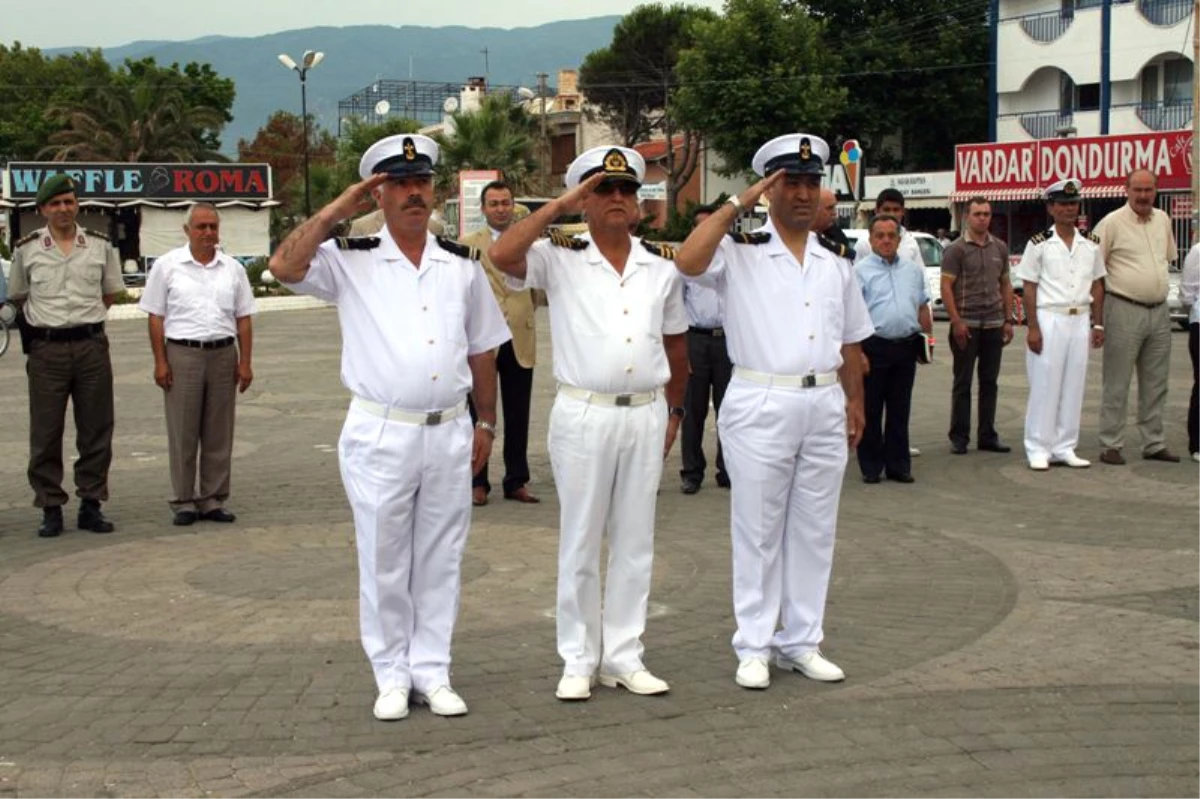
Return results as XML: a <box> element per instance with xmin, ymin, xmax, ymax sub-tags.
<box><xmin>554</xmin><ymin>172</ymin><xmax>607</xmax><ymax>217</ymax></box>
<box><xmin>326</xmin><ymin>173</ymin><xmax>389</xmax><ymax>221</ymax></box>
<box><xmin>736</xmin><ymin>169</ymin><xmax>785</xmax><ymax>212</ymax></box>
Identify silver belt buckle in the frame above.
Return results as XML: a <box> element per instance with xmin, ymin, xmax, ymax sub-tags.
<box><xmin>802</xmin><ymin>375</ymin><xmax>817</xmax><ymax>388</ymax></box>
<box><xmin>1068</xmin><ymin>308</ymin><xmax>1079</xmax><ymax>315</ymax></box>
<box><xmin>425</xmin><ymin>410</ymin><xmax>444</xmax><ymax>425</ymax></box>
<box><xmin>615</xmin><ymin>394</ymin><xmax>633</xmax><ymax>407</ymax></box>
<box><xmin>712</xmin><ymin>327</ymin><xmax>725</xmax><ymax>337</ymax></box>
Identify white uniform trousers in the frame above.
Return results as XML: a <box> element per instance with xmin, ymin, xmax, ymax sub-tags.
<box><xmin>337</xmin><ymin>403</ymin><xmax>473</xmax><ymax>694</ymax></box>
<box><xmin>1024</xmin><ymin>310</ymin><xmax>1090</xmax><ymax>461</ymax></box>
<box><xmin>718</xmin><ymin>376</ymin><xmax>848</xmax><ymax>661</ymax></box>
<box><xmin>547</xmin><ymin>392</ymin><xmax>667</xmax><ymax>676</ymax></box>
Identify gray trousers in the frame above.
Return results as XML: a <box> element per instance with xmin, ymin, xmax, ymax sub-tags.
<box><xmin>1098</xmin><ymin>295</ymin><xmax>1172</xmax><ymax>454</ymax></box>
<box><xmin>164</xmin><ymin>342</ymin><xmax>238</xmax><ymax>512</ymax></box>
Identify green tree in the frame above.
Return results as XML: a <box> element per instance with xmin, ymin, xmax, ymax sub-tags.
<box><xmin>113</xmin><ymin>58</ymin><xmax>236</xmax><ymax>154</ymax></box>
<box><xmin>335</xmin><ymin>117</ymin><xmax>423</xmax><ymax>187</ymax></box>
<box><xmin>799</xmin><ymin>0</ymin><xmax>989</xmax><ymax>171</ymax></box>
<box><xmin>433</xmin><ymin>93</ymin><xmax>541</xmax><ymax>196</ymax></box>
<box><xmin>0</xmin><ymin>43</ymin><xmax>113</xmax><ymax>161</ymax></box>
<box><xmin>673</xmin><ymin>0</ymin><xmax>846</xmax><ymax>176</ymax></box>
<box><xmin>237</xmin><ymin>111</ymin><xmax>337</xmax><ymax>234</ymax></box>
<box><xmin>580</xmin><ymin>3</ymin><xmax>717</xmax><ymax>214</ymax></box>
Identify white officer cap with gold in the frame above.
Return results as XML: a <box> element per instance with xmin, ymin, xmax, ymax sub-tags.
<box><xmin>1044</xmin><ymin>178</ymin><xmax>1082</xmax><ymax>202</ymax></box>
<box><xmin>359</xmin><ymin>134</ymin><xmax>439</xmax><ymax>180</ymax></box>
<box><xmin>564</xmin><ymin>145</ymin><xmax>645</xmax><ymax>189</ymax></box>
<box><xmin>751</xmin><ymin>133</ymin><xmax>830</xmax><ymax>177</ymax></box>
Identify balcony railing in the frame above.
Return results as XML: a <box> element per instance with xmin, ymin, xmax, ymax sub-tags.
<box><xmin>1015</xmin><ymin>110</ymin><xmax>1076</xmax><ymax>139</ymax></box>
<box><xmin>1015</xmin><ymin>9</ymin><xmax>1075</xmax><ymax>42</ymax></box>
<box><xmin>1138</xmin><ymin>0</ymin><xmax>1192</xmax><ymax>25</ymax></box>
<box><xmin>1128</xmin><ymin>101</ymin><xmax>1194</xmax><ymax>130</ymax></box>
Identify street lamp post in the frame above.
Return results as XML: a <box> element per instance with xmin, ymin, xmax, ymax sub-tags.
<box><xmin>278</xmin><ymin>50</ymin><xmax>325</xmax><ymax>217</ymax></box>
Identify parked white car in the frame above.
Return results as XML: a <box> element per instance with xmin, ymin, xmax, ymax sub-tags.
<box><xmin>842</xmin><ymin>229</ymin><xmax>948</xmax><ymax>319</ymax></box>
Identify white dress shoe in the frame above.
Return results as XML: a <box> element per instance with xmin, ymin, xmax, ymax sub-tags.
<box><xmin>373</xmin><ymin>687</ymin><xmax>410</xmax><ymax>721</ymax></box>
<box><xmin>598</xmin><ymin>669</ymin><xmax>669</xmax><ymax>695</ymax></box>
<box><xmin>1028</xmin><ymin>456</ymin><xmax>1050</xmax><ymax>471</ymax></box>
<box><xmin>775</xmin><ymin>650</ymin><xmax>845</xmax><ymax>682</ymax></box>
<box><xmin>735</xmin><ymin>657</ymin><xmax>770</xmax><ymax>689</ymax></box>
<box><xmin>413</xmin><ymin>685</ymin><xmax>467</xmax><ymax>716</ymax></box>
<box><xmin>555</xmin><ymin>674</ymin><xmax>594</xmax><ymax>701</ymax></box>
<box><xmin>1051</xmin><ymin>453</ymin><xmax>1090</xmax><ymax>468</ymax></box>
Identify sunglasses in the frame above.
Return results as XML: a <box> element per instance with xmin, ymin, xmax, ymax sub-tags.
<box><xmin>593</xmin><ymin>181</ymin><xmax>640</xmax><ymax>197</ymax></box>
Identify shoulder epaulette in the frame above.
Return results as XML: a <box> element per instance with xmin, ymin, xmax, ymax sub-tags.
<box><xmin>82</xmin><ymin>227</ymin><xmax>109</xmax><ymax>241</ymax></box>
<box><xmin>546</xmin><ymin>230</ymin><xmax>588</xmax><ymax>250</ymax></box>
<box><xmin>816</xmin><ymin>232</ymin><xmax>850</xmax><ymax>259</ymax></box>
<box><xmin>1030</xmin><ymin>228</ymin><xmax>1051</xmax><ymax>245</ymax></box>
<box><xmin>435</xmin><ymin>236</ymin><xmax>480</xmax><ymax>260</ymax></box>
<box><xmin>640</xmin><ymin>239</ymin><xmax>676</xmax><ymax>260</ymax></box>
<box><xmin>727</xmin><ymin>231</ymin><xmax>771</xmax><ymax>245</ymax></box>
<box><xmin>15</xmin><ymin>231</ymin><xmax>38</xmax><ymax>247</ymax></box>
<box><xmin>1085</xmin><ymin>231</ymin><xmax>1100</xmax><ymax>244</ymax></box>
<box><xmin>334</xmin><ymin>236</ymin><xmax>380</xmax><ymax>250</ymax></box>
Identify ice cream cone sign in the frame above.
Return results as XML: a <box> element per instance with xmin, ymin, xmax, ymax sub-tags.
<box><xmin>840</xmin><ymin>140</ymin><xmax>863</xmax><ymax>199</ymax></box>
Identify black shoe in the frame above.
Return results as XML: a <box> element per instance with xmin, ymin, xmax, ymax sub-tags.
<box><xmin>38</xmin><ymin>506</ymin><xmax>64</xmax><ymax>538</ymax></box>
<box><xmin>199</xmin><ymin>508</ymin><xmax>237</xmax><ymax>523</ymax></box>
<box><xmin>715</xmin><ymin>473</ymin><xmax>731</xmax><ymax>489</ymax></box>
<box><xmin>681</xmin><ymin>478</ymin><xmax>701</xmax><ymax>495</ymax></box>
<box><xmin>887</xmin><ymin>473</ymin><xmax>916</xmax><ymax>484</ymax></box>
<box><xmin>950</xmin><ymin>442</ymin><xmax>968</xmax><ymax>455</ymax></box>
<box><xmin>978</xmin><ymin>440</ymin><xmax>1012</xmax><ymax>453</ymax></box>
<box><xmin>173</xmin><ymin>510</ymin><xmax>198</xmax><ymax>526</ymax></box>
<box><xmin>862</xmin><ymin>474</ymin><xmax>881</xmax><ymax>484</ymax></box>
<box><xmin>77</xmin><ymin>500</ymin><xmax>114</xmax><ymax>534</ymax></box>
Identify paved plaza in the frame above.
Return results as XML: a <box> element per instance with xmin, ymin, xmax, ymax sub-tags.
<box><xmin>0</xmin><ymin>305</ymin><xmax>1195</xmax><ymax>797</ymax></box>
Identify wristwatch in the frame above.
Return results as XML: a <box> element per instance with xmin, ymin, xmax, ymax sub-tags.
<box><xmin>475</xmin><ymin>420</ymin><xmax>496</xmax><ymax>434</ymax></box>
<box><xmin>669</xmin><ymin>406</ymin><xmax>686</xmax><ymax>420</ymax></box>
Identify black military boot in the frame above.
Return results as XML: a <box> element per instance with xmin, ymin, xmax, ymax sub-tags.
<box><xmin>37</xmin><ymin>506</ymin><xmax>64</xmax><ymax>538</ymax></box>
<box><xmin>77</xmin><ymin>499</ymin><xmax>115</xmax><ymax>534</ymax></box>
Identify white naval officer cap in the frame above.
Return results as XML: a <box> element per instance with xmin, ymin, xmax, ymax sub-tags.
<box><xmin>359</xmin><ymin>134</ymin><xmax>439</xmax><ymax>180</ymax></box>
<box><xmin>1043</xmin><ymin>178</ymin><xmax>1083</xmax><ymax>202</ymax></box>
<box><xmin>564</xmin><ymin>145</ymin><xmax>645</xmax><ymax>189</ymax></box>
<box><xmin>751</xmin><ymin>133</ymin><xmax>830</xmax><ymax>177</ymax></box>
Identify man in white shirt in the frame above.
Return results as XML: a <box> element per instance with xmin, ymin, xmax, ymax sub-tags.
<box><xmin>1014</xmin><ymin>179</ymin><xmax>1106</xmax><ymax>471</ymax></box>
<box><xmin>268</xmin><ymin>134</ymin><xmax>510</xmax><ymax>721</ymax></box>
<box><xmin>676</xmin><ymin>133</ymin><xmax>874</xmax><ymax>691</ymax></box>
<box><xmin>490</xmin><ymin>145</ymin><xmax>689</xmax><ymax>702</ymax></box>
<box><xmin>139</xmin><ymin>204</ymin><xmax>256</xmax><ymax>525</ymax></box>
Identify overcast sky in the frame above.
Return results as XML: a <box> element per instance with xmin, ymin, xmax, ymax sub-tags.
<box><xmin>7</xmin><ymin>0</ymin><xmax>727</xmax><ymax>50</ymax></box>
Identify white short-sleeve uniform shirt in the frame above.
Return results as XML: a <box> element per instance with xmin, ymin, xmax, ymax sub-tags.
<box><xmin>690</xmin><ymin>220</ymin><xmax>874</xmax><ymax>374</ymax></box>
<box><xmin>1014</xmin><ymin>229</ymin><xmax>1106</xmax><ymax>308</ymax></box>
<box><xmin>513</xmin><ymin>235</ymin><xmax>689</xmax><ymax>393</ymax></box>
<box><xmin>288</xmin><ymin>230</ymin><xmax>510</xmax><ymax>410</ymax></box>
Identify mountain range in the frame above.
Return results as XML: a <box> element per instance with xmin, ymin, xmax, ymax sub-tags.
<box><xmin>48</xmin><ymin>17</ymin><xmax>622</xmax><ymax>155</ymax></box>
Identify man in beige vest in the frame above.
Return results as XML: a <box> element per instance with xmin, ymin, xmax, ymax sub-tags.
<box><xmin>462</xmin><ymin>180</ymin><xmax>541</xmax><ymax>505</ymax></box>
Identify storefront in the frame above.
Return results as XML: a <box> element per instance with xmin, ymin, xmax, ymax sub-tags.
<box><xmin>1</xmin><ymin>162</ymin><xmax>276</xmax><ymax>277</ymax></box>
<box><xmin>862</xmin><ymin>171</ymin><xmax>954</xmax><ymax>233</ymax></box>
<box><xmin>951</xmin><ymin>131</ymin><xmax>1194</xmax><ymax>265</ymax></box>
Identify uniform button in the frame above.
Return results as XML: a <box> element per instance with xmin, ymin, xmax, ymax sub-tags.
<box><xmin>805</xmin><ymin>302</ymin><xmax>811</xmax><ymax>307</ymax></box>
<box><xmin>626</xmin><ymin>337</ymin><xmax>632</xmax><ymax>343</ymax></box>
<box><xmin>623</xmin><ymin>308</ymin><xmax>629</xmax><ymax>315</ymax></box>
<box><xmin>625</xmin><ymin>366</ymin><xmax>633</xmax><ymax>373</ymax></box>
<box><xmin>428</xmin><ymin>339</ymin><xmax>435</xmax><ymax>345</ymax></box>
<box><xmin>809</xmin><ymin>334</ymin><xmax>815</xmax><ymax>340</ymax></box>
<box><xmin>431</xmin><ymin>374</ymin><xmax>439</xmax><ymax>381</ymax></box>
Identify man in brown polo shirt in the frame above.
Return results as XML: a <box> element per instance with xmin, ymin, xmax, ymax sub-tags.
<box><xmin>1093</xmin><ymin>169</ymin><xmax>1180</xmax><ymax>464</ymax></box>
<box><xmin>940</xmin><ymin>196</ymin><xmax>1015</xmax><ymax>454</ymax></box>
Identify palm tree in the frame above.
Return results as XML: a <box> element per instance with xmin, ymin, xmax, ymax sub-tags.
<box><xmin>39</xmin><ymin>83</ymin><xmax>227</xmax><ymax>162</ymax></box>
<box><xmin>434</xmin><ymin>93</ymin><xmax>541</xmax><ymax>196</ymax></box>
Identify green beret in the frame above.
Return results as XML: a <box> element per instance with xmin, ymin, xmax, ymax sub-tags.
<box><xmin>36</xmin><ymin>174</ymin><xmax>77</xmax><ymax>206</ymax></box>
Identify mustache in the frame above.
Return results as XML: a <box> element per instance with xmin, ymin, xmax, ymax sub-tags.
<box><xmin>402</xmin><ymin>196</ymin><xmax>428</xmax><ymax>209</ymax></box>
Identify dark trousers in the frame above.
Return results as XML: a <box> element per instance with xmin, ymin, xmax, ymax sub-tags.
<box><xmin>164</xmin><ymin>342</ymin><xmax>238</xmax><ymax>513</ymax></box>
<box><xmin>681</xmin><ymin>328</ymin><xmax>732</xmax><ymax>484</ymax></box>
<box><xmin>949</xmin><ymin>324</ymin><xmax>1004</xmax><ymax>447</ymax></box>
<box><xmin>26</xmin><ymin>335</ymin><xmax>114</xmax><ymax>508</ymax></box>
<box><xmin>857</xmin><ymin>335</ymin><xmax>918</xmax><ymax>479</ymax></box>
<box><xmin>1189</xmin><ymin>322</ymin><xmax>1198</xmax><ymax>455</ymax></box>
<box><xmin>469</xmin><ymin>341</ymin><xmax>533</xmax><ymax>495</ymax></box>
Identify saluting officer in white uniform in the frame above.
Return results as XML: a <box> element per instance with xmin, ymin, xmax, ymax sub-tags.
<box><xmin>675</xmin><ymin>133</ymin><xmax>874</xmax><ymax>690</ymax></box>
<box><xmin>269</xmin><ymin>134</ymin><xmax>510</xmax><ymax>721</ymax></box>
<box><xmin>1015</xmin><ymin>178</ymin><xmax>1106</xmax><ymax>470</ymax></box>
<box><xmin>490</xmin><ymin>146</ymin><xmax>689</xmax><ymax>702</ymax></box>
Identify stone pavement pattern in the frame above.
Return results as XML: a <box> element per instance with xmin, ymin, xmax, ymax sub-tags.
<box><xmin>0</xmin><ymin>308</ymin><xmax>1195</xmax><ymax>798</ymax></box>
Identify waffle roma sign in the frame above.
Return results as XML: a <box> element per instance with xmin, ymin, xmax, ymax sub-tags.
<box><xmin>4</xmin><ymin>163</ymin><xmax>272</xmax><ymax>201</ymax></box>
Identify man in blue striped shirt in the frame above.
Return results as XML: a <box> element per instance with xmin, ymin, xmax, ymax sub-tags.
<box><xmin>854</xmin><ymin>215</ymin><xmax>932</xmax><ymax>483</ymax></box>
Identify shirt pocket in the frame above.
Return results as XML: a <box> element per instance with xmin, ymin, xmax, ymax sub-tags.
<box><xmin>30</xmin><ymin>264</ymin><xmax>65</xmax><ymax>295</ymax></box>
<box><xmin>441</xmin><ymin>301</ymin><xmax>468</xmax><ymax>346</ymax></box>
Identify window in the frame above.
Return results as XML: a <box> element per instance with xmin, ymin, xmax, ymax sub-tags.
<box><xmin>1076</xmin><ymin>83</ymin><xmax>1100</xmax><ymax>111</ymax></box>
<box><xmin>1060</xmin><ymin>73</ymin><xmax>1076</xmax><ymax>113</ymax></box>
<box><xmin>1164</xmin><ymin>58</ymin><xmax>1194</xmax><ymax>104</ymax></box>
<box><xmin>1142</xmin><ymin>65</ymin><xmax>1160</xmax><ymax>104</ymax></box>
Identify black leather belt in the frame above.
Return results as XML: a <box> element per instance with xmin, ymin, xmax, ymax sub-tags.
<box><xmin>689</xmin><ymin>326</ymin><xmax>725</xmax><ymax>337</ymax></box>
<box><xmin>1107</xmin><ymin>290</ymin><xmax>1164</xmax><ymax>310</ymax></box>
<box><xmin>29</xmin><ymin>322</ymin><xmax>104</xmax><ymax>342</ymax></box>
<box><xmin>167</xmin><ymin>337</ymin><xmax>235</xmax><ymax>350</ymax></box>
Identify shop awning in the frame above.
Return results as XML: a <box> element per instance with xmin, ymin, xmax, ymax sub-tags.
<box><xmin>903</xmin><ymin>197</ymin><xmax>950</xmax><ymax>209</ymax></box>
<box><xmin>949</xmin><ymin>189</ymin><xmax>1042</xmax><ymax>202</ymax></box>
<box><xmin>1080</xmin><ymin>184</ymin><xmax>1127</xmax><ymax>198</ymax></box>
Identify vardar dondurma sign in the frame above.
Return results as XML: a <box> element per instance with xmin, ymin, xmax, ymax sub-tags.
<box><xmin>4</xmin><ymin>162</ymin><xmax>272</xmax><ymax>201</ymax></box>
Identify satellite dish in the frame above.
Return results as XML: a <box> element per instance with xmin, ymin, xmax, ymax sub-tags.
<box><xmin>375</xmin><ymin>100</ymin><xmax>391</xmax><ymax>116</ymax></box>
<box><xmin>443</xmin><ymin>97</ymin><xmax>459</xmax><ymax>113</ymax></box>
<box><xmin>517</xmin><ymin>87</ymin><xmax>536</xmax><ymax>100</ymax></box>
